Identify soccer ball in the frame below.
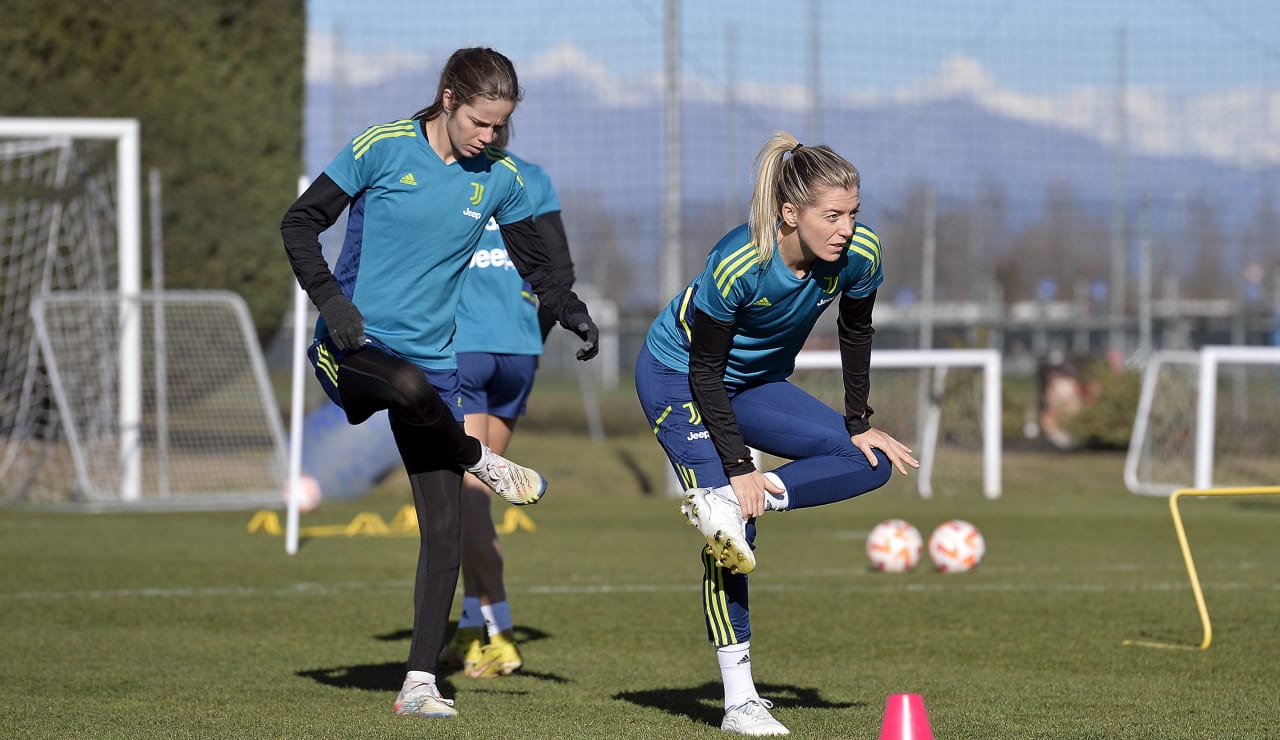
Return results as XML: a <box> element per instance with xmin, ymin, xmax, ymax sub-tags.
<box><xmin>866</xmin><ymin>519</ymin><xmax>923</xmax><ymax>573</ymax></box>
<box><xmin>282</xmin><ymin>474</ymin><xmax>323</xmax><ymax>514</ymax></box>
<box><xmin>928</xmin><ymin>520</ymin><xmax>985</xmax><ymax>573</ymax></box>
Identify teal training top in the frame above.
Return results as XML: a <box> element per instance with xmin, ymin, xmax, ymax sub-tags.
<box><xmin>645</xmin><ymin>222</ymin><xmax>884</xmax><ymax>384</ymax></box>
<box><xmin>452</xmin><ymin>154</ymin><xmax>559</xmax><ymax>356</ymax></box>
<box><xmin>320</xmin><ymin>119</ymin><xmax>533</xmax><ymax>369</ymax></box>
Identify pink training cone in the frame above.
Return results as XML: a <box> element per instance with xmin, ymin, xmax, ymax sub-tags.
<box><xmin>879</xmin><ymin>693</ymin><xmax>934</xmax><ymax>740</ymax></box>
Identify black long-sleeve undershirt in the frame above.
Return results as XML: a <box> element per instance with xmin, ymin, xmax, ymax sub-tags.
<box><xmin>531</xmin><ymin>210</ymin><xmax>576</xmax><ymax>340</ymax></box>
<box><xmin>686</xmin><ymin>289</ymin><xmax>879</xmax><ymax>477</ymax></box>
<box><xmin>532</xmin><ymin>210</ymin><xmax>575</xmax><ymax>289</ymax></box>
<box><xmin>688</xmin><ymin>309</ymin><xmax>755</xmax><ymax>477</ymax></box>
<box><xmin>279</xmin><ymin>172</ymin><xmax>349</xmax><ymax>309</ymax></box>
<box><xmin>497</xmin><ymin>217</ymin><xmax>588</xmax><ymax>330</ymax></box>
<box><xmin>838</xmin><ymin>290</ymin><xmax>877</xmax><ymax>435</ymax></box>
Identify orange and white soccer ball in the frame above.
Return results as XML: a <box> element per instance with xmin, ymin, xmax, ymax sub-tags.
<box><xmin>928</xmin><ymin>520</ymin><xmax>985</xmax><ymax>573</ymax></box>
<box><xmin>866</xmin><ymin>519</ymin><xmax>923</xmax><ymax>573</ymax></box>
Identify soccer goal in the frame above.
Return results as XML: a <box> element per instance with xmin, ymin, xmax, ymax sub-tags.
<box><xmin>1</xmin><ymin>118</ymin><xmax>286</xmax><ymax>508</ymax></box>
<box><xmin>31</xmin><ymin>291</ymin><xmax>288</xmax><ymax>508</ymax></box>
<box><xmin>1124</xmin><ymin>346</ymin><xmax>1280</xmax><ymax>496</ymax></box>
<box><xmin>0</xmin><ymin>118</ymin><xmax>142</xmax><ymax>502</ymax></box>
<box><xmin>789</xmin><ymin>349</ymin><xmax>1003</xmax><ymax>499</ymax></box>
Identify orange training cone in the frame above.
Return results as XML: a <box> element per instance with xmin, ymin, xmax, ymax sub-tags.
<box><xmin>879</xmin><ymin>693</ymin><xmax>934</xmax><ymax>740</ymax></box>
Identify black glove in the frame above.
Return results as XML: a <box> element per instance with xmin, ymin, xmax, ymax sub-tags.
<box><xmin>318</xmin><ymin>294</ymin><xmax>366</xmax><ymax>351</ymax></box>
<box><xmin>567</xmin><ymin>312</ymin><xmax>599</xmax><ymax>361</ymax></box>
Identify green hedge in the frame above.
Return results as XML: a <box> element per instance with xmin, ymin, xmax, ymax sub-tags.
<box><xmin>1</xmin><ymin>0</ymin><xmax>304</xmax><ymax>338</ymax></box>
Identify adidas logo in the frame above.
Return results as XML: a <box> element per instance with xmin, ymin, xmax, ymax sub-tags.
<box><xmin>753</xmin><ymin>297</ymin><xmax>772</xmax><ymax>307</ymax></box>
<box><xmin>400</xmin><ymin>172</ymin><xmax>417</xmax><ymax>185</ymax></box>
<box><xmin>737</xmin><ymin>654</ymin><xmax>751</xmax><ymax>665</ymax></box>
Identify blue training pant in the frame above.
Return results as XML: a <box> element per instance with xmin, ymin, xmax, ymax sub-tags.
<box><xmin>635</xmin><ymin>343</ymin><xmax>892</xmax><ymax>646</ymax></box>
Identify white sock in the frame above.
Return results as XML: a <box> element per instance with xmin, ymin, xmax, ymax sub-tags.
<box><xmin>405</xmin><ymin>670</ymin><xmax>435</xmax><ymax>686</ymax></box>
<box><xmin>763</xmin><ymin>471</ymin><xmax>789</xmax><ymax>511</ymax></box>
<box><xmin>480</xmin><ymin>601</ymin><xmax>513</xmax><ymax>636</ymax></box>
<box><xmin>712</xmin><ymin>479</ymin><xmax>787</xmax><ymax>512</ymax></box>
<box><xmin>458</xmin><ymin>596</ymin><xmax>483</xmax><ymax>629</ymax></box>
<box><xmin>717</xmin><ymin>641</ymin><xmax>758</xmax><ymax>709</ymax></box>
<box><xmin>711</xmin><ymin>484</ymin><xmax>737</xmax><ymax>504</ymax></box>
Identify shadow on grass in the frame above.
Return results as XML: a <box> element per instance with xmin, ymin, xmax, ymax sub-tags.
<box><xmin>299</xmin><ymin>623</ymin><xmax>567</xmax><ymax>692</ymax></box>
<box><xmin>1234</xmin><ymin>498</ymin><xmax>1280</xmax><ymax>512</ymax></box>
<box><xmin>614</xmin><ymin>446</ymin><xmax>654</xmax><ymax>495</ymax></box>
<box><xmin>373</xmin><ymin>622</ymin><xmax>551</xmax><ymax>645</ymax></box>
<box><xmin>299</xmin><ymin>660</ymin><xmax>427</xmax><ymax>694</ymax></box>
<box><xmin>614</xmin><ymin>680</ymin><xmax>864</xmax><ymax>728</ymax></box>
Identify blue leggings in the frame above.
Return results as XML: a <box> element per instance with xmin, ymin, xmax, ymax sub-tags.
<box><xmin>635</xmin><ymin>344</ymin><xmax>891</xmax><ymax>646</ymax></box>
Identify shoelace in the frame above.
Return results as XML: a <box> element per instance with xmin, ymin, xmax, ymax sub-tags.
<box><xmin>405</xmin><ymin>682</ymin><xmax>454</xmax><ymax>707</ymax></box>
<box><xmin>477</xmin><ymin>462</ymin><xmax>512</xmax><ymax>493</ymax></box>
<box><xmin>736</xmin><ymin>698</ymin><xmax>775</xmax><ymax>717</ymax></box>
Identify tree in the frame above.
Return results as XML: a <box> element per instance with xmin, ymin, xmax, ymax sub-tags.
<box><xmin>1184</xmin><ymin>190</ymin><xmax>1233</xmax><ymax>299</ymax></box>
<box><xmin>0</xmin><ymin>0</ymin><xmax>304</xmax><ymax>338</ymax></box>
<box><xmin>1002</xmin><ymin>181</ymin><xmax>1107</xmax><ymax>303</ymax></box>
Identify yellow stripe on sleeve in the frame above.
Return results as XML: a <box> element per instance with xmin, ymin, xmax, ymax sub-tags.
<box><xmin>849</xmin><ymin>227</ymin><xmax>882</xmax><ymax>269</ymax></box>
<box><xmin>712</xmin><ymin>242</ymin><xmax>757</xmax><ymax>284</ymax></box>
<box><xmin>353</xmin><ymin>120</ymin><xmax>412</xmax><ymax>149</ymax></box>
<box><xmin>353</xmin><ymin>121</ymin><xmax>418</xmax><ymax>160</ymax></box>
<box><xmin>714</xmin><ymin>248</ymin><xmax>759</xmax><ymax>297</ymax></box>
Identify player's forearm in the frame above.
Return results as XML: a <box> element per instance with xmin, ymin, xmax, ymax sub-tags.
<box><xmin>689</xmin><ymin>309</ymin><xmax>755</xmax><ymax>477</ymax></box>
<box><xmin>837</xmin><ymin>291</ymin><xmax>877</xmax><ymax>435</ymax></box>
<box><xmin>532</xmin><ymin>210</ymin><xmax>576</xmax><ymax>288</ymax></box>
<box><xmin>280</xmin><ymin>173</ymin><xmax>350</xmax><ymax>308</ymax></box>
<box><xmin>500</xmin><ymin>217</ymin><xmax>589</xmax><ymax>326</ymax></box>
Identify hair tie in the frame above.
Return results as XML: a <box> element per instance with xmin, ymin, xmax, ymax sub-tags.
<box><xmin>789</xmin><ymin>142</ymin><xmax>804</xmax><ymax>155</ymax></box>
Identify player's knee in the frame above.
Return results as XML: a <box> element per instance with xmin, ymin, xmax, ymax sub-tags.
<box><xmin>388</xmin><ymin>365</ymin><xmax>447</xmax><ymax>423</ymax></box>
<box><xmin>866</xmin><ymin>449</ymin><xmax>893</xmax><ymax>490</ymax></box>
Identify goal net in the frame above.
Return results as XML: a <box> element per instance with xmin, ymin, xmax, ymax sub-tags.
<box><xmin>31</xmin><ymin>291</ymin><xmax>287</xmax><ymax>508</ymax></box>
<box><xmin>787</xmin><ymin>349</ymin><xmax>1002</xmax><ymax>498</ymax></box>
<box><xmin>1</xmin><ymin>118</ymin><xmax>286</xmax><ymax>508</ymax></box>
<box><xmin>0</xmin><ymin>119</ymin><xmax>135</xmax><ymax>502</ymax></box>
<box><xmin>1125</xmin><ymin>346</ymin><xmax>1280</xmax><ymax>496</ymax></box>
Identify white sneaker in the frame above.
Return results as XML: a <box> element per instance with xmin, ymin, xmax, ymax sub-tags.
<box><xmin>467</xmin><ymin>444</ymin><xmax>546</xmax><ymax>505</ymax></box>
<box><xmin>722</xmin><ymin>698</ymin><xmax>789</xmax><ymax>736</ymax></box>
<box><xmin>392</xmin><ymin>678</ymin><xmax>457</xmax><ymax>718</ymax></box>
<box><xmin>681</xmin><ymin>488</ymin><xmax>756</xmax><ymax>574</ymax></box>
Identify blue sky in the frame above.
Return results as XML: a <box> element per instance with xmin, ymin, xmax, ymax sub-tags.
<box><xmin>307</xmin><ymin>0</ymin><xmax>1280</xmax><ymax>96</ymax></box>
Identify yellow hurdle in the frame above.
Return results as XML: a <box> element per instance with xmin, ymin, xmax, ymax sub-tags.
<box><xmin>248</xmin><ymin>504</ymin><xmax>538</xmax><ymax>540</ymax></box>
<box><xmin>1125</xmin><ymin>485</ymin><xmax>1280</xmax><ymax>651</ymax></box>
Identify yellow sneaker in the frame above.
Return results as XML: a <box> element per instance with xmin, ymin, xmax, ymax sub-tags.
<box><xmin>465</xmin><ymin>630</ymin><xmax>524</xmax><ymax>678</ymax></box>
<box><xmin>438</xmin><ymin>626</ymin><xmax>484</xmax><ymax>672</ymax></box>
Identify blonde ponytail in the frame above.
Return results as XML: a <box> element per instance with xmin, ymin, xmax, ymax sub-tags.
<box><xmin>747</xmin><ymin>131</ymin><xmax>862</xmax><ymax>263</ymax></box>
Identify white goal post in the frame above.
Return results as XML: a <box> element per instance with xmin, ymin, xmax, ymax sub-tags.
<box><xmin>0</xmin><ymin>117</ymin><xmax>142</xmax><ymax>501</ymax></box>
<box><xmin>1125</xmin><ymin>345</ymin><xmax>1280</xmax><ymax>496</ymax></box>
<box><xmin>2</xmin><ymin>117</ymin><xmax>287</xmax><ymax>509</ymax></box>
<box><xmin>30</xmin><ymin>291</ymin><xmax>288</xmax><ymax>508</ymax></box>
<box><xmin>793</xmin><ymin>348</ymin><xmax>1003</xmax><ymax>499</ymax></box>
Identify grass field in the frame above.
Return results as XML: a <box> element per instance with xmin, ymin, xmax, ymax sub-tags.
<box><xmin>2</xmin><ymin>429</ymin><xmax>1278</xmax><ymax>739</ymax></box>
